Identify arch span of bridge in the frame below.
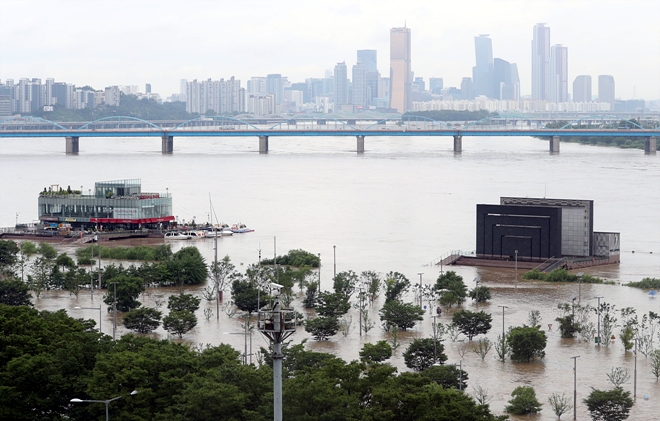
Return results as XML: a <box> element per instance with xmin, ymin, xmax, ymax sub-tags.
<box><xmin>0</xmin><ymin>115</ymin><xmax>657</xmax><ymax>155</ymax></box>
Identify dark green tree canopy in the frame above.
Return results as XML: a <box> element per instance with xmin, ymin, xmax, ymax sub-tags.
<box><xmin>304</xmin><ymin>316</ymin><xmax>340</xmax><ymax>341</ymax></box>
<box><xmin>315</xmin><ymin>291</ymin><xmax>351</xmax><ymax>318</ymax></box>
<box><xmin>505</xmin><ymin>385</ymin><xmax>542</xmax><ymax>415</ymax></box>
<box><xmin>384</xmin><ymin>271</ymin><xmax>410</xmax><ymax>303</ymax></box>
<box><xmin>359</xmin><ymin>341</ymin><xmax>393</xmax><ymax>364</ymax></box>
<box><xmin>103</xmin><ymin>274</ymin><xmax>144</xmax><ymax>311</ymax></box>
<box><xmin>168</xmin><ymin>293</ymin><xmax>201</xmax><ymax>313</ymax></box>
<box><xmin>507</xmin><ymin>326</ymin><xmax>547</xmax><ymax>362</ymax></box>
<box><xmin>583</xmin><ymin>387</ymin><xmax>634</xmax><ymax>421</ymax></box>
<box><xmin>452</xmin><ymin>310</ymin><xmax>492</xmax><ymax>341</ymax></box>
<box><xmin>163</xmin><ymin>310</ymin><xmax>197</xmax><ymax>338</ymax></box>
<box><xmin>422</xmin><ymin>365</ymin><xmax>468</xmax><ymax>390</ymax></box>
<box><xmin>123</xmin><ymin>307</ymin><xmax>162</xmax><ymax>334</ymax></box>
<box><xmin>231</xmin><ymin>277</ymin><xmax>263</xmax><ymax>314</ymax></box>
<box><xmin>435</xmin><ymin>271</ymin><xmax>468</xmax><ymax>307</ymax></box>
<box><xmin>403</xmin><ymin>338</ymin><xmax>447</xmax><ymax>371</ymax></box>
<box><xmin>379</xmin><ymin>300</ymin><xmax>424</xmax><ymax>331</ymax></box>
<box><xmin>0</xmin><ymin>279</ymin><xmax>32</xmax><ymax>306</ymax></box>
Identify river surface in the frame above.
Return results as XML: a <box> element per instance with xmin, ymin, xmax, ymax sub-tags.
<box><xmin>1</xmin><ymin>135</ymin><xmax>659</xmax><ymax>419</ymax></box>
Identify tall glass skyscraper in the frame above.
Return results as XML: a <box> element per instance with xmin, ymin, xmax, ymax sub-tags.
<box><xmin>532</xmin><ymin>23</ymin><xmax>551</xmax><ymax>100</ymax></box>
<box><xmin>389</xmin><ymin>27</ymin><xmax>411</xmax><ymax>113</ymax></box>
<box><xmin>473</xmin><ymin>35</ymin><xmax>494</xmax><ymax>98</ymax></box>
<box><xmin>550</xmin><ymin>45</ymin><xmax>568</xmax><ymax>102</ymax></box>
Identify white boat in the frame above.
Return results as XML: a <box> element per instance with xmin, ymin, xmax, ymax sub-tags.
<box><xmin>164</xmin><ymin>232</ymin><xmax>191</xmax><ymax>240</ymax></box>
<box><xmin>187</xmin><ymin>230</ymin><xmax>206</xmax><ymax>239</ymax></box>
<box><xmin>230</xmin><ymin>223</ymin><xmax>254</xmax><ymax>233</ymax></box>
<box><xmin>206</xmin><ymin>228</ymin><xmax>232</xmax><ymax>237</ymax></box>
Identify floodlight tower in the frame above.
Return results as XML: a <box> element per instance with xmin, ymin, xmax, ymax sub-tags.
<box><xmin>258</xmin><ymin>282</ymin><xmax>296</xmax><ymax>421</ymax></box>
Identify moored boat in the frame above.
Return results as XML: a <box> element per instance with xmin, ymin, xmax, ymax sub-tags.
<box><xmin>164</xmin><ymin>231</ymin><xmax>191</xmax><ymax>240</ymax></box>
<box><xmin>230</xmin><ymin>223</ymin><xmax>254</xmax><ymax>233</ymax></box>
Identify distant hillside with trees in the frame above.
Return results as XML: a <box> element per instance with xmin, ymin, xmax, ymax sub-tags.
<box><xmin>32</xmin><ymin>93</ymin><xmax>198</xmax><ymax>122</ymax></box>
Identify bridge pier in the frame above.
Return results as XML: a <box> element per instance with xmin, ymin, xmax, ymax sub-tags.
<box><xmin>550</xmin><ymin>136</ymin><xmax>560</xmax><ymax>153</ymax></box>
<box><xmin>356</xmin><ymin>135</ymin><xmax>365</xmax><ymax>153</ymax></box>
<box><xmin>65</xmin><ymin>136</ymin><xmax>79</xmax><ymax>154</ymax></box>
<box><xmin>259</xmin><ymin>135</ymin><xmax>269</xmax><ymax>154</ymax></box>
<box><xmin>453</xmin><ymin>135</ymin><xmax>462</xmax><ymax>153</ymax></box>
<box><xmin>645</xmin><ymin>137</ymin><xmax>657</xmax><ymax>155</ymax></box>
<box><xmin>161</xmin><ymin>134</ymin><xmax>173</xmax><ymax>154</ymax></box>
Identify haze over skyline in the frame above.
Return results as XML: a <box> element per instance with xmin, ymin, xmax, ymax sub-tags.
<box><xmin>2</xmin><ymin>0</ymin><xmax>659</xmax><ymax>101</ymax></box>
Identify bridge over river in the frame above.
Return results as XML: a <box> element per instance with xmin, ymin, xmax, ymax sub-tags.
<box><xmin>1</xmin><ymin>115</ymin><xmax>658</xmax><ymax>155</ymax></box>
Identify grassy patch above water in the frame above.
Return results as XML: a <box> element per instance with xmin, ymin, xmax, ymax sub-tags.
<box><xmin>522</xmin><ymin>268</ymin><xmax>611</xmax><ymax>284</ymax></box>
<box><xmin>624</xmin><ymin>278</ymin><xmax>660</xmax><ymax>289</ymax></box>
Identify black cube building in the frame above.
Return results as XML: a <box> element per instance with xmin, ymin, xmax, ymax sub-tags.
<box><xmin>476</xmin><ymin>204</ymin><xmax>562</xmax><ymax>259</ymax></box>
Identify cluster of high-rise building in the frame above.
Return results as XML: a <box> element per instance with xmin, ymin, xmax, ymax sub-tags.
<box><xmin>2</xmin><ymin>24</ymin><xmax>653</xmax><ymax>118</ymax></box>
<box><xmin>0</xmin><ymin>78</ymin><xmax>161</xmax><ymax>116</ymax></box>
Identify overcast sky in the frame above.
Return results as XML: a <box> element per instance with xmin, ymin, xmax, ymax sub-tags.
<box><xmin>2</xmin><ymin>0</ymin><xmax>659</xmax><ymax>100</ymax></box>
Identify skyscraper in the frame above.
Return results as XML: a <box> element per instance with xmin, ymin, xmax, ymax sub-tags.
<box><xmin>358</xmin><ymin>49</ymin><xmax>378</xmax><ymax>104</ymax></box>
<box><xmin>357</xmin><ymin>50</ymin><xmax>377</xmax><ymax>73</ymax></box>
<box><xmin>266</xmin><ymin>74</ymin><xmax>283</xmax><ymax>105</ymax></box>
<box><xmin>573</xmin><ymin>75</ymin><xmax>592</xmax><ymax>102</ymax></box>
<box><xmin>473</xmin><ymin>35</ymin><xmax>494</xmax><ymax>98</ymax></box>
<box><xmin>461</xmin><ymin>77</ymin><xmax>474</xmax><ymax>100</ymax></box>
<box><xmin>333</xmin><ymin>62</ymin><xmax>348</xmax><ymax>108</ymax></box>
<box><xmin>598</xmin><ymin>75</ymin><xmax>615</xmax><ymax>106</ymax></box>
<box><xmin>389</xmin><ymin>27</ymin><xmax>411</xmax><ymax>113</ymax></box>
<box><xmin>493</xmin><ymin>58</ymin><xmax>520</xmax><ymax>100</ymax></box>
<box><xmin>550</xmin><ymin>44</ymin><xmax>568</xmax><ymax>102</ymax></box>
<box><xmin>532</xmin><ymin>23</ymin><xmax>551</xmax><ymax>100</ymax></box>
<box><xmin>429</xmin><ymin>78</ymin><xmax>443</xmax><ymax>94</ymax></box>
<box><xmin>352</xmin><ymin>62</ymin><xmax>368</xmax><ymax>106</ymax></box>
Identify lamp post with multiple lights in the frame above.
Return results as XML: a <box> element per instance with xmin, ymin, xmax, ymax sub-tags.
<box><xmin>70</xmin><ymin>390</ymin><xmax>138</xmax><ymax>421</ymax></box>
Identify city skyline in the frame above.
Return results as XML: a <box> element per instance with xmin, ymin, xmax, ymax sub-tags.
<box><xmin>1</xmin><ymin>0</ymin><xmax>659</xmax><ymax>101</ymax></box>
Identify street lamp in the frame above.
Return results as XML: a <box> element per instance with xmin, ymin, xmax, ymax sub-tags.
<box><xmin>634</xmin><ymin>337</ymin><xmax>638</xmax><ymax>400</ymax></box>
<box><xmin>333</xmin><ymin>245</ymin><xmax>336</xmax><ymax>279</ymax></box>
<box><xmin>514</xmin><ymin>250</ymin><xmax>518</xmax><ymax>288</ymax></box>
<box><xmin>432</xmin><ymin>315</ymin><xmax>439</xmax><ymax>364</ymax></box>
<box><xmin>109</xmin><ymin>282</ymin><xmax>118</xmax><ymax>341</ymax></box>
<box><xmin>594</xmin><ymin>296</ymin><xmax>604</xmax><ymax>345</ymax></box>
<box><xmin>70</xmin><ymin>390</ymin><xmax>138</xmax><ymax>421</ymax></box>
<box><xmin>473</xmin><ymin>276</ymin><xmax>480</xmax><ymax>303</ymax></box>
<box><xmin>74</xmin><ymin>305</ymin><xmax>102</xmax><ymax>333</ymax></box>
<box><xmin>318</xmin><ymin>253</ymin><xmax>321</xmax><ymax>291</ymax></box>
<box><xmin>571</xmin><ymin>355</ymin><xmax>580</xmax><ymax>420</ymax></box>
<box><xmin>417</xmin><ymin>273</ymin><xmax>424</xmax><ymax>309</ymax></box>
<box><xmin>15</xmin><ymin>212</ymin><xmax>19</xmax><ymax>228</ymax></box>
<box><xmin>576</xmin><ymin>272</ymin><xmax>584</xmax><ymax>304</ymax></box>
<box><xmin>498</xmin><ymin>305</ymin><xmax>509</xmax><ymax>338</ymax></box>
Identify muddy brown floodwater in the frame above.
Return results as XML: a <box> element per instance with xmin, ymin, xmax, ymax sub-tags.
<box><xmin>4</xmin><ymin>134</ymin><xmax>659</xmax><ymax>420</ymax></box>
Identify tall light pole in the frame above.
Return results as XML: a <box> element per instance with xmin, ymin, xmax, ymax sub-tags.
<box><xmin>576</xmin><ymin>272</ymin><xmax>584</xmax><ymax>304</ymax></box>
<box><xmin>633</xmin><ymin>337</ymin><xmax>638</xmax><ymax>400</ymax></box>
<box><xmin>571</xmin><ymin>355</ymin><xmax>580</xmax><ymax>420</ymax></box>
<box><xmin>473</xmin><ymin>276</ymin><xmax>480</xmax><ymax>303</ymax></box>
<box><xmin>432</xmin><ymin>315</ymin><xmax>438</xmax><ymax>364</ymax></box>
<box><xmin>498</xmin><ymin>305</ymin><xmax>509</xmax><ymax>337</ymax></box>
<box><xmin>318</xmin><ymin>253</ymin><xmax>321</xmax><ymax>291</ymax></box>
<box><xmin>333</xmin><ymin>245</ymin><xmax>336</xmax><ymax>279</ymax></box>
<box><xmin>258</xmin><ymin>283</ymin><xmax>296</xmax><ymax>421</ymax></box>
<box><xmin>97</xmin><ymin>236</ymin><xmax>102</xmax><ymax>290</ymax></box>
<box><xmin>595</xmin><ymin>296</ymin><xmax>603</xmax><ymax>345</ymax></box>
<box><xmin>417</xmin><ymin>273</ymin><xmax>424</xmax><ymax>309</ymax></box>
<box><xmin>109</xmin><ymin>282</ymin><xmax>118</xmax><ymax>341</ymax></box>
<box><xmin>70</xmin><ymin>390</ymin><xmax>138</xmax><ymax>421</ymax></box>
<box><xmin>74</xmin><ymin>306</ymin><xmax>102</xmax><ymax>334</ymax></box>
<box><xmin>514</xmin><ymin>250</ymin><xmax>518</xmax><ymax>288</ymax></box>
<box><xmin>15</xmin><ymin>212</ymin><xmax>18</xmax><ymax>228</ymax></box>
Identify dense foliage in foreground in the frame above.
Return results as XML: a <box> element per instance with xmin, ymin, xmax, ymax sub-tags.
<box><xmin>0</xmin><ymin>304</ymin><xmax>507</xmax><ymax>421</ymax></box>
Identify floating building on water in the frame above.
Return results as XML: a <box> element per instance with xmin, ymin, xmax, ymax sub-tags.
<box><xmin>38</xmin><ymin>179</ymin><xmax>174</xmax><ymax>229</ymax></box>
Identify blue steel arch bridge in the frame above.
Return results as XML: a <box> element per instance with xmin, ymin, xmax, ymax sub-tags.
<box><xmin>0</xmin><ymin>115</ymin><xmax>657</xmax><ymax>155</ymax></box>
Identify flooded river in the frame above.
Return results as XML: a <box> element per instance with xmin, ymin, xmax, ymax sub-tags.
<box><xmin>2</xmin><ymin>134</ymin><xmax>659</xmax><ymax>419</ymax></box>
